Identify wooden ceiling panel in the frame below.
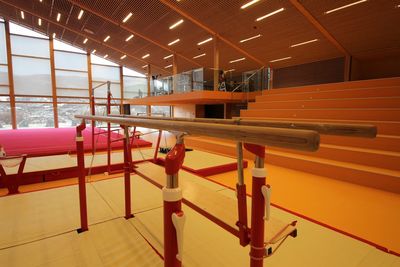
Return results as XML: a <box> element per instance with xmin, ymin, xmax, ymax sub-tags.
<box><xmin>300</xmin><ymin>0</ymin><xmax>400</xmax><ymax>59</ymax></box>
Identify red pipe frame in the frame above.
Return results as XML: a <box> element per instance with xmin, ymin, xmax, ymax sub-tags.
<box><xmin>76</xmin><ymin>120</ymin><xmax>88</xmax><ymax>232</ymax></box>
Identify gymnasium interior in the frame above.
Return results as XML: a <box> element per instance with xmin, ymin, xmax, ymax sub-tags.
<box><xmin>0</xmin><ymin>0</ymin><xmax>399</xmax><ymax>266</ymax></box>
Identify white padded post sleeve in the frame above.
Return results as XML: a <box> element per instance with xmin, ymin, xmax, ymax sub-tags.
<box><xmin>163</xmin><ymin>187</ymin><xmax>182</xmax><ymax>202</ymax></box>
<box><xmin>252</xmin><ymin>167</ymin><xmax>267</xmax><ymax>178</ymax></box>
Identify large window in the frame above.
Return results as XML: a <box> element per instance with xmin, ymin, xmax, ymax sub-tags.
<box><xmin>123</xmin><ymin>76</ymin><xmax>147</xmax><ymax>99</ymax></box>
<box><xmin>0</xmin><ymin>22</ymin><xmax>7</xmax><ymax>64</ymax></box>
<box><xmin>16</xmin><ymin>102</ymin><xmax>54</xmax><ymax>128</ymax></box>
<box><xmin>12</xmin><ymin>56</ymin><xmax>52</xmax><ymax>96</ymax></box>
<box><xmin>151</xmin><ymin>106</ymin><xmax>171</xmax><ymax>117</ymax></box>
<box><xmin>131</xmin><ymin>105</ymin><xmax>147</xmax><ymax>116</ymax></box>
<box><xmin>2</xmin><ymin>21</ymin><xmax>144</xmax><ymax>129</ymax></box>
<box><xmin>0</xmin><ymin>97</ymin><xmax>11</xmax><ymax>129</ymax></box>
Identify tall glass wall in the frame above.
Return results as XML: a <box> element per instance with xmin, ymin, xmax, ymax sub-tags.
<box><xmin>0</xmin><ymin>21</ymin><xmax>170</xmax><ymax>129</ymax></box>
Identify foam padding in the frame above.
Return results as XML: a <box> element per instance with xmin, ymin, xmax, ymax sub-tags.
<box><xmin>0</xmin><ymin>127</ymin><xmax>151</xmax><ymax>157</ymax></box>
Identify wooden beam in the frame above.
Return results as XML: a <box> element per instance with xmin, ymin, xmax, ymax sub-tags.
<box><xmin>119</xmin><ymin>65</ymin><xmax>124</xmax><ymax>111</ymax></box>
<box><xmin>75</xmin><ymin>114</ymin><xmax>320</xmax><ymax>152</ymax></box>
<box><xmin>109</xmin><ymin>114</ymin><xmax>377</xmax><ymax>138</ymax></box>
<box><xmin>172</xmin><ymin>54</ymin><xmax>178</xmax><ymax>93</ymax></box>
<box><xmin>147</xmin><ymin>64</ymin><xmax>151</xmax><ymax>115</ymax></box>
<box><xmin>289</xmin><ymin>0</ymin><xmax>349</xmax><ymax>56</ymax></box>
<box><xmin>87</xmin><ymin>53</ymin><xmax>93</xmax><ymax>115</ymax></box>
<box><xmin>49</xmin><ymin>37</ymin><xmax>59</xmax><ymax>128</ymax></box>
<box><xmin>4</xmin><ymin>21</ymin><xmax>16</xmax><ymax>129</ymax></box>
<box><xmin>0</xmin><ymin>0</ymin><xmax>170</xmax><ymax>75</ymax></box>
<box><xmin>159</xmin><ymin>0</ymin><xmax>266</xmax><ymax>67</ymax></box>
<box><xmin>67</xmin><ymin>0</ymin><xmax>201</xmax><ymax>68</ymax></box>
<box><xmin>213</xmin><ymin>37</ymin><xmax>219</xmax><ymax>91</ymax></box>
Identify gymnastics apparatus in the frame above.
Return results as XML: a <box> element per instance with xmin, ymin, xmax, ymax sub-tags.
<box><xmin>73</xmin><ymin>114</ymin><xmax>376</xmax><ymax>267</ymax></box>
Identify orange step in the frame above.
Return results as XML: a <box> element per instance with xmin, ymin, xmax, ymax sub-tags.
<box><xmin>321</xmin><ymin>135</ymin><xmax>400</xmax><ymax>152</ymax></box>
<box><xmin>238</xmin><ymin>117</ymin><xmax>400</xmax><ymax>136</ymax></box>
<box><xmin>241</xmin><ymin>108</ymin><xmax>400</xmax><ymax>121</ymax></box>
<box><xmin>275</xmin><ymin>144</ymin><xmax>400</xmax><ymax>171</ymax></box>
<box><xmin>248</xmin><ymin>97</ymin><xmax>400</xmax><ymax>109</ymax></box>
<box><xmin>263</xmin><ymin>77</ymin><xmax>400</xmax><ymax>95</ymax></box>
<box><xmin>185</xmin><ymin>137</ymin><xmax>400</xmax><ymax>193</ymax></box>
<box><xmin>256</xmin><ymin>87</ymin><xmax>400</xmax><ymax>102</ymax></box>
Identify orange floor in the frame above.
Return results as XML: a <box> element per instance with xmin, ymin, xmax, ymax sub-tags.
<box><xmin>206</xmin><ymin>159</ymin><xmax>400</xmax><ymax>255</ymax></box>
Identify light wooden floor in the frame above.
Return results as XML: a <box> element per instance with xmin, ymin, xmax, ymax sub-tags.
<box><xmin>1</xmin><ymin>168</ymin><xmax>399</xmax><ymax>266</ymax></box>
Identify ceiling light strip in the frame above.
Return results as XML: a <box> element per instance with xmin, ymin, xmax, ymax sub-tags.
<box><xmin>103</xmin><ymin>54</ymin><xmax>108</xmax><ymax>59</ymax></box>
<box><xmin>38</xmin><ymin>18</ymin><xmax>42</xmax><ymax>26</ymax></box>
<box><xmin>83</xmin><ymin>38</ymin><xmax>88</xmax><ymax>44</ymax></box>
<box><xmin>78</xmin><ymin>10</ymin><xmax>84</xmax><ymax>20</ymax></box>
<box><xmin>229</xmin><ymin>57</ymin><xmax>246</xmax><ymax>63</ymax></box>
<box><xmin>168</xmin><ymin>38</ymin><xmax>180</xmax><ymax>46</ymax></box>
<box><xmin>164</xmin><ymin>54</ymin><xmax>173</xmax><ymax>59</ymax></box>
<box><xmin>169</xmin><ymin>19</ymin><xmax>184</xmax><ymax>29</ymax></box>
<box><xmin>197</xmin><ymin>37</ymin><xmax>213</xmax><ymax>46</ymax></box>
<box><xmin>193</xmin><ymin>53</ymin><xmax>206</xmax><ymax>59</ymax></box>
<box><xmin>123</xmin><ymin>12</ymin><xmax>133</xmax><ymax>23</ymax></box>
<box><xmin>325</xmin><ymin>0</ymin><xmax>367</xmax><ymax>14</ymax></box>
<box><xmin>20</xmin><ymin>11</ymin><xmax>25</xmax><ymax>19</ymax></box>
<box><xmin>165</xmin><ymin>64</ymin><xmax>173</xmax><ymax>69</ymax></box>
<box><xmin>125</xmin><ymin>34</ymin><xmax>134</xmax><ymax>42</ymax></box>
<box><xmin>240</xmin><ymin>34</ymin><xmax>262</xmax><ymax>43</ymax></box>
<box><xmin>241</xmin><ymin>0</ymin><xmax>261</xmax><ymax>9</ymax></box>
<box><xmin>269</xmin><ymin>56</ymin><xmax>291</xmax><ymax>63</ymax></box>
<box><xmin>120</xmin><ymin>55</ymin><xmax>126</xmax><ymax>59</ymax></box>
<box><xmin>103</xmin><ymin>35</ymin><xmax>110</xmax><ymax>42</ymax></box>
<box><xmin>56</xmin><ymin>13</ymin><xmax>61</xmax><ymax>22</ymax></box>
<box><xmin>290</xmin><ymin>39</ymin><xmax>318</xmax><ymax>47</ymax></box>
<box><xmin>256</xmin><ymin>8</ymin><xmax>285</xmax><ymax>21</ymax></box>
<box><xmin>142</xmin><ymin>54</ymin><xmax>150</xmax><ymax>59</ymax></box>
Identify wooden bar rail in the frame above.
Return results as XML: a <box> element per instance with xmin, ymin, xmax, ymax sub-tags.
<box><xmin>75</xmin><ymin>115</ymin><xmax>320</xmax><ymax>152</ymax></box>
<box><xmin>110</xmin><ymin>114</ymin><xmax>377</xmax><ymax>138</ymax></box>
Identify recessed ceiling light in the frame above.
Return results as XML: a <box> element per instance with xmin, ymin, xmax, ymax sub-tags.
<box><xmin>78</xmin><ymin>10</ymin><xmax>84</xmax><ymax>20</ymax></box>
<box><xmin>256</xmin><ymin>8</ymin><xmax>284</xmax><ymax>21</ymax></box>
<box><xmin>240</xmin><ymin>34</ymin><xmax>262</xmax><ymax>43</ymax></box>
<box><xmin>169</xmin><ymin>19</ymin><xmax>184</xmax><ymax>30</ymax></box>
<box><xmin>142</xmin><ymin>65</ymin><xmax>147</xmax><ymax>68</ymax></box>
<box><xmin>120</xmin><ymin>55</ymin><xmax>126</xmax><ymax>60</ymax></box>
<box><xmin>39</xmin><ymin>0</ymin><xmax>43</xmax><ymax>2</ymax></box>
<box><xmin>142</xmin><ymin>54</ymin><xmax>150</xmax><ymax>59</ymax></box>
<box><xmin>269</xmin><ymin>56</ymin><xmax>291</xmax><ymax>63</ymax></box>
<box><xmin>56</xmin><ymin>13</ymin><xmax>61</xmax><ymax>22</ymax></box>
<box><xmin>168</xmin><ymin>39</ymin><xmax>180</xmax><ymax>46</ymax></box>
<box><xmin>92</xmin><ymin>49</ymin><xmax>96</xmax><ymax>54</ymax></box>
<box><xmin>38</xmin><ymin>18</ymin><xmax>42</xmax><ymax>26</ymax></box>
<box><xmin>103</xmin><ymin>35</ymin><xmax>110</xmax><ymax>42</ymax></box>
<box><xmin>125</xmin><ymin>34</ymin><xmax>134</xmax><ymax>42</ymax></box>
<box><xmin>290</xmin><ymin>39</ymin><xmax>318</xmax><ymax>48</ymax></box>
<box><xmin>20</xmin><ymin>11</ymin><xmax>25</xmax><ymax>19</ymax></box>
<box><xmin>164</xmin><ymin>54</ymin><xmax>173</xmax><ymax>59</ymax></box>
<box><xmin>103</xmin><ymin>54</ymin><xmax>108</xmax><ymax>59</ymax></box>
<box><xmin>241</xmin><ymin>0</ymin><xmax>261</xmax><ymax>9</ymax></box>
<box><xmin>52</xmin><ymin>33</ymin><xmax>56</xmax><ymax>38</ymax></box>
<box><xmin>193</xmin><ymin>53</ymin><xmax>206</xmax><ymax>59</ymax></box>
<box><xmin>325</xmin><ymin>0</ymin><xmax>367</xmax><ymax>14</ymax></box>
<box><xmin>226</xmin><ymin>69</ymin><xmax>235</xmax><ymax>72</ymax></box>
<box><xmin>165</xmin><ymin>64</ymin><xmax>173</xmax><ymax>69</ymax></box>
<box><xmin>123</xmin><ymin>12</ymin><xmax>133</xmax><ymax>23</ymax></box>
<box><xmin>83</xmin><ymin>38</ymin><xmax>88</xmax><ymax>44</ymax></box>
<box><xmin>229</xmin><ymin>57</ymin><xmax>246</xmax><ymax>63</ymax></box>
<box><xmin>197</xmin><ymin>37</ymin><xmax>213</xmax><ymax>45</ymax></box>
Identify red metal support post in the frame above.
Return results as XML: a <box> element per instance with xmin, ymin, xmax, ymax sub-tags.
<box><xmin>236</xmin><ymin>142</ymin><xmax>250</xmax><ymax>246</ymax></box>
<box><xmin>107</xmin><ymin>82</ymin><xmax>112</xmax><ymax>173</ymax></box>
<box><xmin>122</xmin><ymin>125</ymin><xmax>134</xmax><ymax>219</ymax></box>
<box><xmin>153</xmin><ymin>130</ymin><xmax>163</xmax><ymax>162</ymax></box>
<box><xmin>76</xmin><ymin>120</ymin><xmax>88</xmax><ymax>232</ymax></box>
<box><xmin>91</xmin><ymin>94</ymin><xmax>95</xmax><ymax>155</ymax></box>
<box><xmin>163</xmin><ymin>135</ymin><xmax>186</xmax><ymax>267</ymax></box>
<box><xmin>244</xmin><ymin>143</ymin><xmax>266</xmax><ymax>267</ymax></box>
